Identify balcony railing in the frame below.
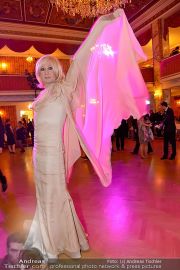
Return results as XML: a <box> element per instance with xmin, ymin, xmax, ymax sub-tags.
<box><xmin>141</xmin><ymin>67</ymin><xmax>154</xmax><ymax>83</ymax></box>
<box><xmin>160</xmin><ymin>53</ymin><xmax>180</xmax><ymax>78</ymax></box>
<box><xmin>0</xmin><ymin>75</ymin><xmax>31</xmax><ymax>91</ymax></box>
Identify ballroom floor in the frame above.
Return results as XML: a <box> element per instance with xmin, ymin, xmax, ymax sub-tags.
<box><xmin>0</xmin><ymin>139</ymin><xmax>180</xmax><ymax>258</ymax></box>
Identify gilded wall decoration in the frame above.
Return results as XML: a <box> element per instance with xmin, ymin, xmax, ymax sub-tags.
<box><xmin>24</xmin><ymin>0</ymin><xmax>50</xmax><ymax>23</ymax></box>
<box><xmin>48</xmin><ymin>6</ymin><xmax>93</xmax><ymax>29</ymax></box>
<box><xmin>0</xmin><ymin>0</ymin><xmax>22</xmax><ymax>21</ymax></box>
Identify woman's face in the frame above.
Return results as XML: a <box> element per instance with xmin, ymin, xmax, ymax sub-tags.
<box><xmin>39</xmin><ymin>61</ymin><xmax>57</xmax><ymax>85</ymax></box>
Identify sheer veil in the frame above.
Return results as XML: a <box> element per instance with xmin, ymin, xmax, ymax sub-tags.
<box><xmin>64</xmin><ymin>9</ymin><xmax>149</xmax><ymax>186</ymax></box>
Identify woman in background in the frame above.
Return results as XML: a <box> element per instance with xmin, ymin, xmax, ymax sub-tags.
<box><xmin>138</xmin><ymin>114</ymin><xmax>153</xmax><ymax>158</ymax></box>
<box><xmin>5</xmin><ymin>119</ymin><xmax>16</xmax><ymax>154</ymax></box>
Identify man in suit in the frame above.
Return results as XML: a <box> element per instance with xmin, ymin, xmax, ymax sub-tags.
<box><xmin>115</xmin><ymin>119</ymin><xmax>127</xmax><ymax>151</ymax></box>
<box><xmin>160</xmin><ymin>101</ymin><xmax>176</xmax><ymax>160</ymax></box>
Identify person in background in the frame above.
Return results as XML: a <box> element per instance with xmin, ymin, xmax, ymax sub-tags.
<box><xmin>16</xmin><ymin>121</ymin><xmax>26</xmax><ymax>153</ymax></box>
<box><xmin>0</xmin><ymin>232</ymin><xmax>25</xmax><ymax>270</ymax></box>
<box><xmin>0</xmin><ymin>170</ymin><xmax>7</xmax><ymax>192</ymax></box>
<box><xmin>170</xmin><ymin>46</ymin><xmax>180</xmax><ymax>56</ymax></box>
<box><xmin>115</xmin><ymin>119</ymin><xmax>127</xmax><ymax>151</ymax></box>
<box><xmin>127</xmin><ymin>116</ymin><xmax>134</xmax><ymax>139</ymax></box>
<box><xmin>132</xmin><ymin>118</ymin><xmax>153</xmax><ymax>155</ymax></box>
<box><xmin>138</xmin><ymin>115</ymin><xmax>153</xmax><ymax>159</ymax></box>
<box><xmin>5</xmin><ymin>119</ymin><xmax>16</xmax><ymax>154</ymax></box>
<box><xmin>111</xmin><ymin>130</ymin><xmax>116</xmax><ymax>152</ymax></box>
<box><xmin>19</xmin><ymin>248</ymin><xmax>47</xmax><ymax>270</ymax></box>
<box><xmin>131</xmin><ymin>118</ymin><xmax>139</xmax><ymax>154</ymax></box>
<box><xmin>160</xmin><ymin>101</ymin><xmax>176</xmax><ymax>160</ymax></box>
<box><xmin>0</xmin><ymin>116</ymin><xmax>5</xmax><ymax>154</ymax></box>
<box><xmin>27</xmin><ymin>119</ymin><xmax>34</xmax><ymax>146</ymax></box>
<box><xmin>154</xmin><ymin>111</ymin><xmax>164</xmax><ymax>137</ymax></box>
<box><xmin>22</xmin><ymin>118</ymin><xmax>27</xmax><ymax>129</ymax></box>
<box><xmin>149</xmin><ymin>110</ymin><xmax>155</xmax><ymax>135</ymax></box>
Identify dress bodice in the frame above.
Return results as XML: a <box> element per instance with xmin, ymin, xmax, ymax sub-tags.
<box><xmin>34</xmin><ymin>96</ymin><xmax>66</xmax><ymax>147</ymax></box>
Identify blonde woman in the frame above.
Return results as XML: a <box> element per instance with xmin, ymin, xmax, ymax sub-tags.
<box><xmin>24</xmin><ymin>9</ymin><xmax>149</xmax><ymax>259</ymax></box>
<box><xmin>24</xmin><ymin>55</ymin><xmax>90</xmax><ymax>259</ymax></box>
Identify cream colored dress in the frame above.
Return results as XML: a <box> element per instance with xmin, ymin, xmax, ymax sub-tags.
<box><xmin>24</xmin><ymin>91</ymin><xmax>89</xmax><ymax>259</ymax></box>
<box><xmin>25</xmin><ymin>8</ymin><xmax>149</xmax><ymax>259</ymax></box>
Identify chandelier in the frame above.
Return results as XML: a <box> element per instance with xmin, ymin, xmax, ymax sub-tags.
<box><xmin>49</xmin><ymin>0</ymin><xmax>131</xmax><ymax>18</ymax></box>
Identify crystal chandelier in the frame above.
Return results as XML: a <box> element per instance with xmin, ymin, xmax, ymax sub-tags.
<box><xmin>49</xmin><ymin>0</ymin><xmax>131</xmax><ymax>18</ymax></box>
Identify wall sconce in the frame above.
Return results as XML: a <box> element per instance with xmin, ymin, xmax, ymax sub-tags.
<box><xmin>144</xmin><ymin>64</ymin><xmax>152</xmax><ymax>68</ymax></box>
<box><xmin>89</xmin><ymin>98</ymin><xmax>99</xmax><ymax>104</ymax></box>
<box><xmin>154</xmin><ymin>88</ymin><xmax>162</xmax><ymax>99</ymax></box>
<box><xmin>20</xmin><ymin>110</ymin><xmax>26</xmax><ymax>117</ymax></box>
<box><xmin>0</xmin><ymin>62</ymin><xmax>8</xmax><ymax>73</ymax></box>
<box><xmin>0</xmin><ymin>111</ymin><xmax>4</xmax><ymax>116</ymax></box>
<box><xmin>26</xmin><ymin>56</ymin><xmax>34</xmax><ymax>63</ymax></box>
<box><xmin>176</xmin><ymin>100</ymin><xmax>180</xmax><ymax>106</ymax></box>
<box><xmin>28</xmin><ymin>103</ymin><xmax>32</xmax><ymax>110</ymax></box>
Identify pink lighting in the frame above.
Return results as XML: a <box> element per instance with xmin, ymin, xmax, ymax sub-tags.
<box><xmin>105</xmin><ymin>196</ymin><xmax>129</xmax><ymax>232</ymax></box>
<box><xmin>89</xmin><ymin>98</ymin><xmax>100</xmax><ymax>104</ymax></box>
<box><xmin>73</xmin><ymin>9</ymin><xmax>149</xmax><ymax>186</ymax></box>
<box><xmin>91</xmin><ymin>44</ymin><xmax>115</xmax><ymax>57</ymax></box>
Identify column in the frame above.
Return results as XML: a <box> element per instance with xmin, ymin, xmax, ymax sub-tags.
<box><xmin>151</xmin><ymin>18</ymin><xmax>172</xmax><ymax>110</ymax></box>
<box><xmin>162</xmin><ymin>27</ymin><xmax>170</xmax><ymax>58</ymax></box>
<box><xmin>152</xmin><ymin>19</ymin><xmax>163</xmax><ymax>111</ymax></box>
<box><xmin>163</xmin><ymin>89</ymin><xmax>171</xmax><ymax>105</ymax></box>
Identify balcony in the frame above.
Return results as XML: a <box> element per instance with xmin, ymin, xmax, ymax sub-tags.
<box><xmin>160</xmin><ymin>53</ymin><xmax>180</xmax><ymax>78</ymax></box>
<box><xmin>0</xmin><ymin>75</ymin><xmax>31</xmax><ymax>91</ymax></box>
<box><xmin>0</xmin><ymin>75</ymin><xmax>39</xmax><ymax>101</ymax></box>
<box><xmin>141</xmin><ymin>67</ymin><xmax>154</xmax><ymax>83</ymax></box>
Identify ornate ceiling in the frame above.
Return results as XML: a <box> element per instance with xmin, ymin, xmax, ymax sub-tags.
<box><xmin>0</xmin><ymin>0</ymin><xmax>160</xmax><ymax>31</ymax></box>
<box><xmin>0</xmin><ymin>0</ymin><xmax>179</xmax><ymax>55</ymax></box>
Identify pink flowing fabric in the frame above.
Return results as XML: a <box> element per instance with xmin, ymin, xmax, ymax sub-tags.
<box><xmin>65</xmin><ymin>9</ymin><xmax>149</xmax><ymax>187</ymax></box>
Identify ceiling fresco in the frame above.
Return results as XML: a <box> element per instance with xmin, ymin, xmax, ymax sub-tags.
<box><xmin>0</xmin><ymin>0</ymin><xmax>160</xmax><ymax>30</ymax></box>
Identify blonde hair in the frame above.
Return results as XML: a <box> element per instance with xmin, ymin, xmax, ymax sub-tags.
<box><xmin>35</xmin><ymin>55</ymin><xmax>65</xmax><ymax>87</ymax></box>
<box><xmin>32</xmin><ymin>55</ymin><xmax>65</xmax><ymax>111</ymax></box>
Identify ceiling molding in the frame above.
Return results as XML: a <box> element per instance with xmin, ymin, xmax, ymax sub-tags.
<box><xmin>0</xmin><ymin>90</ymin><xmax>37</xmax><ymax>96</ymax></box>
<box><xmin>160</xmin><ymin>73</ymin><xmax>180</xmax><ymax>88</ymax></box>
<box><xmin>0</xmin><ymin>90</ymin><xmax>40</xmax><ymax>102</ymax></box>
<box><xmin>131</xmin><ymin>0</ymin><xmax>180</xmax><ymax>36</ymax></box>
<box><xmin>0</xmin><ymin>21</ymin><xmax>87</xmax><ymax>44</ymax></box>
<box><xmin>0</xmin><ymin>90</ymin><xmax>39</xmax><ymax>102</ymax></box>
<box><xmin>0</xmin><ymin>95</ymin><xmax>35</xmax><ymax>102</ymax></box>
<box><xmin>0</xmin><ymin>1</ymin><xmax>179</xmax><ymax>45</ymax></box>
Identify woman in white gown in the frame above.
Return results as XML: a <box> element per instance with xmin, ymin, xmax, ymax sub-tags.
<box><xmin>25</xmin><ymin>9</ymin><xmax>149</xmax><ymax>259</ymax></box>
<box><xmin>24</xmin><ymin>56</ymin><xmax>90</xmax><ymax>259</ymax></box>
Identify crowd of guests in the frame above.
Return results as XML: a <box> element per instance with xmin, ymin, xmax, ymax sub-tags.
<box><xmin>0</xmin><ymin>117</ymin><xmax>34</xmax><ymax>154</ymax></box>
<box><xmin>1</xmin><ymin>101</ymin><xmax>177</xmax><ymax>160</ymax></box>
<box><xmin>0</xmin><ymin>101</ymin><xmax>178</xmax><ymax>266</ymax></box>
<box><xmin>0</xmin><ymin>101</ymin><xmax>178</xmax><ymax>167</ymax></box>
<box><xmin>112</xmin><ymin>101</ymin><xmax>177</xmax><ymax>160</ymax></box>
<box><xmin>0</xmin><ymin>117</ymin><xmax>34</xmax><ymax>192</ymax></box>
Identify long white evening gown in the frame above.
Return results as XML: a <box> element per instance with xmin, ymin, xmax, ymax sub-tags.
<box><xmin>24</xmin><ymin>90</ymin><xmax>89</xmax><ymax>259</ymax></box>
<box><xmin>25</xmin><ymin>8</ymin><xmax>149</xmax><ymax>259</ymax></box>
